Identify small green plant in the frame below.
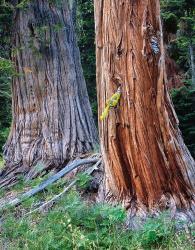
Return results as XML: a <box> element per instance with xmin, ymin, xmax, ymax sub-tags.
<box><xmin>16</xmin><ymin>0</ymin><xmax>30</xmax><ymax>10</ymax></box>
<box><xmin>76</xmin><ymin>172</ymin><xmax>92</xmax><ymax>189</ymax></box>
<box><xmin>0</xmin><ymin>185</ymin><xmax>194</xmax><ymax>250</ymax></box>
<box><xmin>0</xmin><ymin>156</ymin><xmax>5</xmax><ymax>169</ymax></box>
<box><xmin>131</xmin><ymin>213</ymin><xmax>174</xmax><ymax>248</ymax></box>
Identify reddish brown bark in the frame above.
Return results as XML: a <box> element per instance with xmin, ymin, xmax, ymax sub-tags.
<box><xmin>94</xmin><ymin>0</ymin><xmax>195</xmax><ymax>215</ymax></box>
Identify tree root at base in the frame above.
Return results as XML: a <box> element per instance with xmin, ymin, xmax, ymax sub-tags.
<box><xmin>97</xmin><ymin>188</ymin><xmax>195</xmax><ymax>230</ymax></box>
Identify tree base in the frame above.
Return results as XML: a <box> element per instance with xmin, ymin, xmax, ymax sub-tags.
<box><xmin>126</xmin><ymin>203</ymin><xmax>195</xmax><ymax>230</ymax></box>
<box><xmin>0</xmin><ymin>161</ymin><xmax>62</xmax><ymax>189</ymax></box>
<box><xmin>97</xmin><ymin>185</ymin><xmax>195</xmax><ymax>229</ymax></box>
<box><xmin>0</xmin><ymin>153</ymin><xmax>99</xmax><ymax>189</ymax></box>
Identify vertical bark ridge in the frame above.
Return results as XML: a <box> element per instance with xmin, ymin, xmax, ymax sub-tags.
<box><xmin>1</xmin><ymin>0</ymin><xmax>98</xmax><ymax>185</ymax></box>
<box><xmin>95</xmin><ymin>0</ymin><xmax>195</xmax><ymax>211</ymax></box>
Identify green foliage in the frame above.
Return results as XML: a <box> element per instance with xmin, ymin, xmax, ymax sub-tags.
<box><xmin>0</xmin><ymin>187</ymin><xmax>194</xmax><ymax>249</ymax></box>
<box><xmin>0</xmin><ymin>2</ymin><xmax>13</xmax><ymax>57</ymax></box>
<box><xmin>161</xmin><ymin>0</ymin><xmax>195</xmax><ymax>157</ymax></box>
<box><xmin>171</xmin><ymin>83</ymin><xmax>195</xmax><ymax>157</ymax></box>
<box><xmin>16</xmin><ymin>0</ymin><xmax>30</xmax><ymax>10</ymax></box>
<box><xmin>161</xmin><ymin>0</ymin><xmax>195</xmax><ymax>78</ymax></box>
<box><xmin>0</xmin><ymin>57</ymin><xmax>12</xmax><ymax>155</ymax></box>
<box><xmin>0</xmin><ymin>57</ymin><xmax>13</xmax><ymax>98</ymax></box>
<box><xmin>0</xmin><ymin>156</ymin><xmax>5</xmax><ymax>169</ymax></box>
<box><xmin>0</xmin><ymin>127</ymin><xmax>9</xmax><ymax>155</ymax></box>
<box><xmin>76</xmin><ymin>173</ymin><xmax>92</xmax><ymax>189</ymax></box>
<box><xmin>0</xmin><ymin>58</ymin><xmax>12</xmax><ymax>144</ymax></box>
<box><xmin>76</xmin><ymin>0</ymin><xmax>98</xmax><ymax>122</ymax></box>
<box><xmin>161</xmin><ymin>0</ymin><xmax>195</xmax><ymax>16</ymax></box>
<box><xmin>161</xmin><ymin>12</ymin><xmax>178</xmax><ymax>34</ymax></box>
<box><xmin>0</xmin><ymin>171</ymin><xmax>193</xmax><ymax>249</ymax></box>
<box><xmin>132</xmin><ymin>213</ymin><xmax>175</xmax><ymax>248</ymax></box>
<box><xmin>0</xmin><ymin>2</ymin><xmax>13</xmax><ymax>155</ymax></box>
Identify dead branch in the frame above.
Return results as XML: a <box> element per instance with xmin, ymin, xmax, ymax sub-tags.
<box><xmin>25</xmin><ymin>158</ymin><xmax>102</xmax><ymax>215</ymax></box>
<box><xmin>25</xmin><ymin>180</ymin><xmax>77</xmax><ymax>216</ymax></box>
<box><xmin>0</xmin><ymin>157</ymin><xmax>100</xmax><ymax>211</ymax></box>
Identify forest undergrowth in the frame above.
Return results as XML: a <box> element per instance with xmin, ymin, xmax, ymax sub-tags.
<box><xmin>0</xmin><ymin>173</ymin><xmax>194</xmax><ymax>250</ymax></box>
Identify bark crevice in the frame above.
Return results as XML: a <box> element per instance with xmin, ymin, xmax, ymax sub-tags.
<box><xmin>0</xmin><ymin>0</ymin><xmax>98</xmax><ymax>187</ymax></box>
<box><xmin>94</xmin><ymin>0</ymin><xmax>195</xmax><ymax>219</ymax></box>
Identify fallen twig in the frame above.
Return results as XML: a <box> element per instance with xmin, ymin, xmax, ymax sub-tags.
<box><xmin>25</xmin><ymin>180</ymin><xmax>77</xmax><ymax>216</ymax></box>
<box><xmin>25</xmin><ymin>158</ymin><xmax>102</xmax><ymax>215</ymax></box>
<box><xmin>0</xmin><ymin>157</ymin><xmax>100</xmax><ymax>211</ymax></box>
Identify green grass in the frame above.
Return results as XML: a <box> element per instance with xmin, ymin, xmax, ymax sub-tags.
<box><xmin>0</xmin><ymin>156</ymin><xmax>4</xmax><ymax>169</ymax></box>
<box><xmin>0</xmin><ymin>180</ymin><xmax>194</xmax><ymax>250</ymax></box>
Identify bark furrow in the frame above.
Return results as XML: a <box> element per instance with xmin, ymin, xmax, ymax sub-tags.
<box><xmin>1</xmin><ymin>0</ymin><xmax>98</xmax><ymax>185</ymax></box>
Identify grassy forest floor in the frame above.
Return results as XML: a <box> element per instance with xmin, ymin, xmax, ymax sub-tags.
<box><xmin>0</xmin><ymin>172</ymin><xmax>194</xmax><ymax>250</ymax></box>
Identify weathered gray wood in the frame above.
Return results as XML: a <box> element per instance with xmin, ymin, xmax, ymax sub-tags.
<box><xmin>26</xmin><ymin>180</ymin><xmax>77</xmax><ymax>216</ymax></box>
<box><xmin>0</xmin><ymin>0</ymin><xmax>98</xmax><ymax>186</ymax></box>
<box><xmin>0</xmin><ymin>157</ymin><xmax>99</xmax><ymax>210</ymax></box>
<box><xmin>25</xmin><ymin>158</ymin><xmax>102</xmax><ymax>215</ymax></box>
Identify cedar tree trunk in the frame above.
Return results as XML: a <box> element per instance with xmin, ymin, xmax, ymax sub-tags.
<box><xmin>0</xmin><ymin>0</ymin><xmax>98</xmax><ymax>187</ymax></box>
<box><xmin>94</xmin><ymin>0</ymin><xmax>195</xmax><ymax>220</ymax></box>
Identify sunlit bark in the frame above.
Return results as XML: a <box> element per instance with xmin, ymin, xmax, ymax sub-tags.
<box><xmin>94</xmin><ymin>0</ymin><xmax>195</xmax><ymax>217</ymax></box>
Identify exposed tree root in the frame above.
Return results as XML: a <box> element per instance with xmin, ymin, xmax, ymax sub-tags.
<box><xmin>98</xmin><ymin>188</ymin><xmax>195</xmax><ymax>230</ymax></box>
<box><xmin>0</xmin><ymin>155</ymin><xmax>101</xmax><ymax>211</ymax></box>
<box><xmin>126</xmin><ymin>200</ymin><xmax>195</xmax><ymax>230</ymax></box>
<box><xmin>0</xmin><ymin>164</ymin><xmax>25</xmax><ymax>189</ymax></box>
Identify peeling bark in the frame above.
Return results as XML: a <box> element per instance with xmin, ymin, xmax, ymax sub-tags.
<box><xmin>94</xmin><ymin>0</ymin><xmax>195</xmax><ymax>218</ymax></box>
<box><xmin>0</xmin><ymin>0</ymin><xmax>98</xmax><ymax>187</ymax></box>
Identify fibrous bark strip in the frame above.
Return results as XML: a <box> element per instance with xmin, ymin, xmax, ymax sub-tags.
<box><xmin>94</xmin><ymin>0</ymin><xmax>195</xmax><ymax>213</ymax></box>
<box><xmin>1</xmin><ymin>0</ymin><xmax>98</xmax><ymax>186</ymax></box>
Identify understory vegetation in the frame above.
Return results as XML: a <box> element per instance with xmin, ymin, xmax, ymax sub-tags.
<box><xmin>171</xmin><ymin>83</ymin><xmax>195</xmax><ymax>158</ymax></box>
<box><xmin>0</xmin><ymin>176</ymin><xmax>194</xmax><ymax>250</ymax></box>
